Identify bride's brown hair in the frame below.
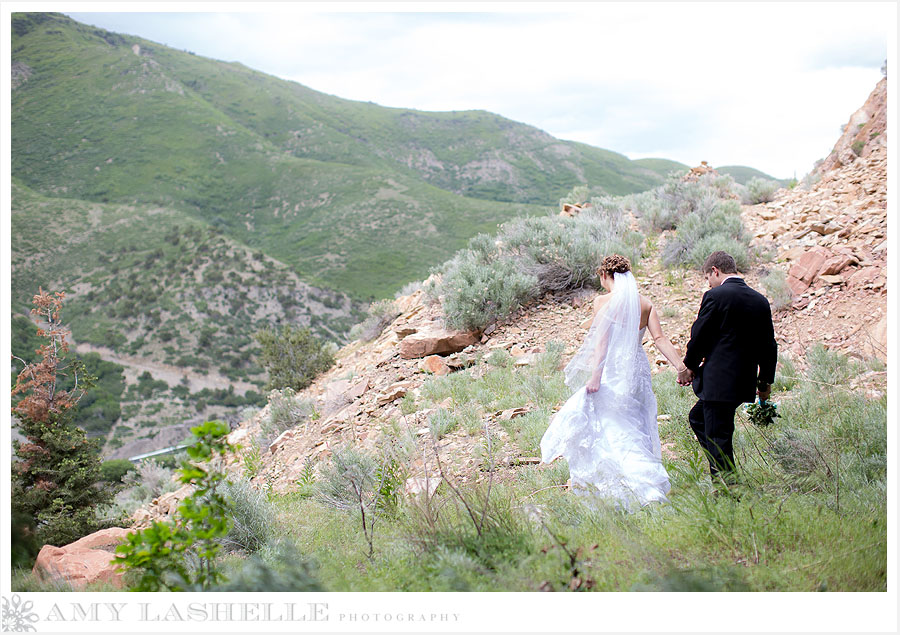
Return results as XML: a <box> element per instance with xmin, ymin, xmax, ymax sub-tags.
<box><xmin>598</xmin><ymin>254</ymin><xmax>631</xmax><ymax>277</ymax></box>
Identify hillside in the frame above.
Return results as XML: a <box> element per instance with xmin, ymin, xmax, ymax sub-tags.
<box><xmin>165</xmin><ymin>77</ymin><xmax>887</xmax><ymax>496</ymax></box>
<box><xmin>10</xmin><ymin>179</ymin><xmax>363</xmax><ymax>454</ymax></box>
<box><xmin>11</xmin><ymin>12</ymin><xmax>687</xmax><ymax>301</ymax></box>
<box><xmin>24</xmin><ymin>74</ymin><xmax>888</xmax><ymax>593</ymax></box>
<box><xmin>716</xmin><ymin>165</ymin><xmax>789</xmax><ymax>186</ymax></box>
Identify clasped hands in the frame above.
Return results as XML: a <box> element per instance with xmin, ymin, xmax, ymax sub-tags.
<box><xmin>676</xmin><ymin>366</ymin><xmax>694</xmax><ymax>386</ymax></box>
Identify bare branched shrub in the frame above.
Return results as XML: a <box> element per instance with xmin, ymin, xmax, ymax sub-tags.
<box><xmin>316</xmin><ymin>445</ymin><xmax>406</xmax><ymax>558</ymax></box>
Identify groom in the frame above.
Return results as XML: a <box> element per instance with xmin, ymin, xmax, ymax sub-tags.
<box><xmin>677</xmin><ymin>251</ymin><xmax>777</xmax><ymax>483</ymax></box>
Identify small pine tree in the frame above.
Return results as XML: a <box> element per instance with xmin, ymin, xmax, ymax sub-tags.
<box><xmin>10</xmin><ymin>289</ymin><xmax>114</xmax><ymax>548</ymax></box>
<box><xmin>254</xmin><ymin>325</ymin><xmax>334</xmax><ymax>392</ymax></box>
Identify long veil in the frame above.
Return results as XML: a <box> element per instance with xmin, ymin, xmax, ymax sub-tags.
<box><xmin>542</xmin><ymin>270</ymin><xmax>668</xmax><ymax>510</ymax></box>
<box><xmin>563</xmin><ymin>271</ymin><xmax>641</xmax><ymax>393</ymax></box>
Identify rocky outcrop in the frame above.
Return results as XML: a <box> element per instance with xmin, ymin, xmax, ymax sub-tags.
<box><xmin>130</xmin><ymin>483</ymin><xmax>195</xmax><ymax>528</ymax></box>
<box><xmin>398</xmin><ymin>327</ymin><xmax>480</xmax><ymax>359</ymax></box>
<box><xmin>682</xmin><ymin>161</ymin><xmax>717</xmax><ymax>182</ymax></box>
<box><xmin>743</xmin><ymin>95</ymin><xmax>887</xmax><ymax>362</ymax></box>
<box><xmin>32</xmin><ymin>527</ymin><xmax>134</xmax><ymax>589</ymax></box>
<box><xmin>816</xmin><ymin>78</ymin><xmax>886</xmax><ymax>174</ymax></box>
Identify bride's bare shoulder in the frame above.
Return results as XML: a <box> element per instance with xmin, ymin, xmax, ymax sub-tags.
<box><xmin>593</xmin><ymin>292</ymin><xmax>612</xmax><ymax>309</ymax></box>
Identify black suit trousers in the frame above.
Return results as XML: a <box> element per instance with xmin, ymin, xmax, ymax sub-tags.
<box><xmin>689</xmin><ymin>399</ymin><xmax>740</xmax><ymax>479</ymax></box>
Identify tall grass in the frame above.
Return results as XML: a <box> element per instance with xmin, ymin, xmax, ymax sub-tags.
<box><xmin>16</xmin><ymin>344</ymin><xmax>883</xmax><ymax>593</ymax></box>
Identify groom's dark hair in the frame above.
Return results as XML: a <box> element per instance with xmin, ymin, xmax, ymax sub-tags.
<box><xmin>702</xmin><ymin>251</ymin><xmax>737</xmax><ymax>274</ymax></box>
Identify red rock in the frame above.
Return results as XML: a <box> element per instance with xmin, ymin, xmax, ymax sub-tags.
<box><xmin>497</xmin><ymin>407</ymin><xmax>530</xmax><ymax>421</ymax></box>
<box><xmin>32</xmin><ymin>527</ymin><xmax>134</xmax><ymax>589</ymax></box>
<box><xmin>68</xmin><ymin>527</ymin><xmax>134</xmax><ymax>551</ymax></box>
<box><xmin>268</xmin><ymin>428</ymin><xmax>297</xmax><ymax>454</ymax></box>
<box><xmin>788</xmin><ymin>247</ymin><xmax>831</xmax><ymax>286</ymax></box>
<box><xmin>820</xmin><ymin>254</ymin><xmax>857</xmax><ymax>276</ymax></box>
<box><xmin>393</xmin><ymin>325</ymin><xmax>418</xmax><ymax>338</ymax></box>
<box><xmin>786</xmin><ymin>274</ymin><xmax>810</xmax><ymax>296</ymax></box>
<box><xmin>399</xmin><ymin>328</ymin><xmax>479</xmax><ymax>359</ymax></box>
<box><xmin>376</xmin><ymin>380</ymin><xmax>417</xmax><ymax>404</ymax></box>
<box><xmin>421</xmin><ymin>355</ymin><xmax>450</xmax><ymax>376</ymax></box>
<box><xmin>344</xmin><ymin>378</ymin><xmax>369</xmax><ymax>401</ymax></box>
<box><xmin>845</xmin><ymin>266</ymin><xmax>879</xmax><ymax>288</ymax></box>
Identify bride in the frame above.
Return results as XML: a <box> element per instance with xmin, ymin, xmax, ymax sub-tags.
<box><xmin>540</xmin><ymin>255</ymin><xmax>687</xmax><ymax>510</ymax></box>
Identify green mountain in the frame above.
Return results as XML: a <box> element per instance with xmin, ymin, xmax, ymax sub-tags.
<box><xmin>11</xmin><ymin>12</ymin><xmax>682</xmax><ymax>302</ymax></box>
<box><xmin>632</xmin><ymin>157</ymin><xmax>691</xmax><ymax>177</ymax></box>
<box><xmin>9</xmin><ymin>12</ymin><xmax>700</xmax><ymax>456</ymax></box>
<box><xmin>716</xmin><ymin>165</ymin><xmax>790</xmax><ymax>186</ymax></box>
<box><xmin>10</xmin><ymin>178</ymin><xmax>361</xmax><ymax>452</ymax></box>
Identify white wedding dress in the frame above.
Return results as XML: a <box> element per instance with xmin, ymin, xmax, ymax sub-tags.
<box><xmin>540</xmin><ymin>272</ymin><xmax>670</xmax><ymax>511</ymax></box>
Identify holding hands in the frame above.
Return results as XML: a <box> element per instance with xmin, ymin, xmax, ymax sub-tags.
<box><xmin>676</xmin><ymin>365</ymin><xmax>694</xmax><ymax>387</ymax></box>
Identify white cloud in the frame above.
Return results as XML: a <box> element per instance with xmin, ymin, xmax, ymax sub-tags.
<box><xmin>64</xmin><ymin>3</ymin><xmax>892</xmax><ymax>178</ymax></box>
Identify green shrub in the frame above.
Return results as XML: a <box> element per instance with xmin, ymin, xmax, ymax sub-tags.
<box><xmin>404</xmin><ymin>482</ymin><xmax>534</xmax><ymax>570</ymax></box>
<box><xmin>349</xmin><ymin>299</ymin><xmax>401</xmax><ymax>342</ymax></box>
<box><xmin>428</xmin><ymin>409</ymin><xmax>457</xmax><ymax>439</ymax></box>
<box><xmin>100</xmin><ymin>459</ymin><xmax>135</xmax><ymax>483</ymax></box>
<box><xmin>438</xmin><ymin>254</ymin><xmax>538</xmax><ymax>331</ymax></box>
<box><xmin>261</xmin><ymin>388</ymin><xmax>315</xmax><ymax>443</ymax></box>
<box><xmin>805</xmin><ymin>344</ymin><xmax>857</xmax><ymax>385</ymax></box>
<box><xmin>435</xmin><ymin>203</ymin><xmax>642</xmax><ymax>331</ymax></box>
<box><xmin>317</xmin><ymin>446</ymin><xmax>380</xmax><ymax>511</ymax></box>
<box><xmin>772</xmin><ymin>354</ymin><xmax>798</xmax><ymax>392</ymax></box>
<box><xmin>743</xmin><ymin>177</ymin><xmax>780</xmax><ymax>204</ymax></box>
<box><xmin>851</xmin><ymin>140</ymin><xmax>865</xmax><ymax>156</ymax></box>
<box><xmin>760</xmin><ymin>268</ymin><xmax>794</xmax><ymax>310</ymax></box>
<box><xmin>687</xmin><ymin>235</ymin><xmax>750</xmax><ymax>271</ymax></box>
<box><xmin>214</xmin><ymin>539</ymin><xmax>323</xmax><ymax>591</ymax></box>
<box><xmin>662</xmin><ymin>194</ymin><xmax>749</xmax><ymax>270</ymax></box>
<box><xmin>315</xmin><ymin>445</ymin><xmax>401</xmax><ymax>558</ymax></box>
<box><xmin>631</xmin><ymin>565</ymin><xmax>749</xmax><ymax>591</ymax></box>
<box><xmin>255</xmin><ymin>325</ymin><xmax>334</xmax><ymax>392</ymax></box>
<box><xmin>222</xmin><ymin>478</ymin><xmax>277</xmax><ymax>554</ymax></box>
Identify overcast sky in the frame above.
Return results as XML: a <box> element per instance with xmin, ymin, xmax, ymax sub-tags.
<box><xmin>64</xmin><ymin>3</ymin><xmax>892</xmax><ymax>179</ymax></box>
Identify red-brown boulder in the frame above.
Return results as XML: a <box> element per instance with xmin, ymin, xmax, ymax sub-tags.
<box><xmin>32</xmin><ymin>527</ymin><xmax>134</xmax><ymax>589</ymax></box>
<box><xmin>399</xmin><ymin>328</ymin><xmax>479</xmax><ymax>359</ymax></box>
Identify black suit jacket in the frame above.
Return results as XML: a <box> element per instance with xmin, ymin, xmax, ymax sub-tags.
<box><xmin>684</xmin><ymin>277</ymin><xmax>777</xmax><ymax>403</ymax></box>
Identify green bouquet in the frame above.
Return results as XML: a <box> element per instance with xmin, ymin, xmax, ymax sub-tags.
<box><xmin>746</xmin><ymin>399</ymin><xmax>780</xmax><ymax>427</ymax></box>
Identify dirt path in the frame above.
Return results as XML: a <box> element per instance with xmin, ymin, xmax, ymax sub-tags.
<box><xmin>73</xmin><ymin>342</ymin><xmax>258</xmax><ymax>395</ymax></box>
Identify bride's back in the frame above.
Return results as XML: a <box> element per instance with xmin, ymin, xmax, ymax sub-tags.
<box><xmin>593</xmin><ymin>291</ymin><xmax>654</xmax><ymax>330</ymax></box>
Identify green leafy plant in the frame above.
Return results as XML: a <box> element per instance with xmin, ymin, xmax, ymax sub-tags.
<box><xmin>243</xmin><ymin>445</ymin><xmax>263</xmax><ymax>479</ymax></box>
<box><xmin>296</xmin><ymin>457</ymin><xmax>317</xmax><ymax>498</ymax></box>
<box><xmin>114</xmin><ymin>420</ymin><xmax>234</xmax><ymax>591</ymax></box>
